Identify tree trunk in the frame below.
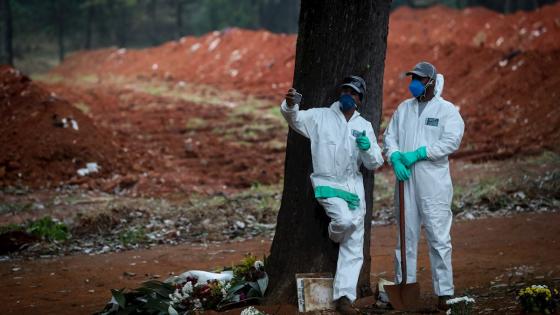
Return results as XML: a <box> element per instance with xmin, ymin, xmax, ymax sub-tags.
<box><xmin>265</xmin><ymin>0</ymin><xmax>390</xmax><ymax>304</ymax></box>
<box><xmin>147</xmin><ymin>0</ymin><xmax>157</xmax><ymax>45</ymax></box>
<box><xmin>52</xmin><ymin>0</ymin><xmax>65</xmax><ymax>62</ymax></box>
<box><xmin>84</xmin><ymin>3</ymin><xmax>95</xmax><ymax>49</ymax></box>
<box><xmin>110</xmin><ymin>1</ymin><xmax>128</xmax><ymax>48</ymax></box>
<box><xmin>1</xmin><ymin>0</ymin><xmax>14</xmax><ymax>65</ymax></box>
<box><xmin>176</xmin><ymin>0</ymin><xmax>184</xmax><ymax>38</ymax></box>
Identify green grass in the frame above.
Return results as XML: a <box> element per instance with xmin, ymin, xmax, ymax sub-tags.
<box><xmin>0</xmin><ymin>216</ymin><xmax>70</xmax><ymax>241</ymax></box>
<box><xmin>31</xmin><ymin>73</ymin><xmax>64</xmax><ymax>84</ymax></box>
<box><xmin>73</xmin><ymin>101</ymin><xmax>91</xmax><ymax>114</ymax></box>
<box><xmin>0</xmin><ymin>202</ymin><xmax>32</xmax><ymax>215</ymax></box>
<box><xmin>119</xmin><ymin>227</ymin><xmax>147</xmax><ymax>246</ymax></box>
<box><xmin>26</xmin><ymin>216</ymin><xmax>70</xmax><ymax>241</ymax></box>
<box><xmin>185</xmin><ymin>117</ymin><xmax>208</xmax><ymax>130</ymax></box>
<box><xmin>0</xmin><ymin>223</ymin><xmax>24</xmax><ymax>234</ymax></box>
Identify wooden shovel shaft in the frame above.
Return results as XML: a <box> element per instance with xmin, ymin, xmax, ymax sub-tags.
<box><xmin>398</xmin><ymin>181</ymin><xmax>407</xmax><ymax>284</ymax></box>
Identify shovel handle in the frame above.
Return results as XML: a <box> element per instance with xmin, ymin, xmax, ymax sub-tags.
<box><xmin>398</xmin><ymin>181</ymin><xmax>407</xmax><ymax>285</ymax></box>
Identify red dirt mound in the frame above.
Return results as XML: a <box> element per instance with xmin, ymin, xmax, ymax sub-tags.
<box><xmin>53</xmin><ymin>28</ymin><xmax>296</xmax><ymax>99</ymax></box>
<box><xmin>43</xmin><ymin>82</ymin><xmax>285</xmax><ymax>196</ymax></box>
<box><xmin>49</xmin><ymin>3</ymin><xmax>560</xmax><ymax>161</ymax></box>
<box><xmin>0</xmin><ymin>65</ymin><xmax>125</xmax><ymax>188</ymax></box>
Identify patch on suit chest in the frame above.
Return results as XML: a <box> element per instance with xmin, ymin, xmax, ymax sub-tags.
<box><xmin>425</xmin><ymin>117</ymin><xmax>439</xmax><ymax>127</ymax></box>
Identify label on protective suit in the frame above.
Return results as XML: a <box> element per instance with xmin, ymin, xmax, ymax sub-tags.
<box><xmin>425</xmin><ymin>117</ymin><xmax>439</xmax><ymax>127</ymax></box>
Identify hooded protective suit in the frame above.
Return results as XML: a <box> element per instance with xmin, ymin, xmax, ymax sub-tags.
<box><xmin>383</xmin><ymin>74</ymin><xmax>464</xmax><ymax>297</ymax></box>
<box><xmin>281</xmin><ymin>99</ymin><xmax>384</xmax><ymax>302</ymax></box>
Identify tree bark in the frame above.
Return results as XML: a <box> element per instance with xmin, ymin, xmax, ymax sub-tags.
<box><xmin>176</xmin><ymin>0</ymin><xmax>184</xmax><ymax>38</ymax></box>
<box><xmin>84</xmin><ymin>3</ymin><xmax>95</xmax><ymax>49</ymax></box>
<box><xmin>265</xmin><ymin>0</ymin><xmax>390</xmax><ymax>304</ymax></box>
<box><xmin>1</xmin><ymin>0</ymin><xmax>14</xmax><ymax>65</ymax></box>
<box><xmin>147</xmin><ymin>0</ymin><xmax>157</xmax><ymax>45</ymax></box>
<box><xmin>51</xmin><ymin>0</ymin><xmax>65</xmax><ymax>62</ymax></box>
<box><xmin>110</xmin><ymin>1</ymin><xmax>128</xmax><ymax>47</ymax></box>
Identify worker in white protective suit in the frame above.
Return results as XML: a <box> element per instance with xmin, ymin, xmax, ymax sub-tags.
<box><xmin>383</xmin><ymin>61</ymin><xmax>465</xmax><ymax>311</ymax></box>
<box><xmin>281</xmin><ymin>76</ymin><xmax>384</xmax><ymax>315</ymax></box>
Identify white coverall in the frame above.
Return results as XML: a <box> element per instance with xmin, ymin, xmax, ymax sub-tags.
<box><xmin>281</xmin><ymin>100</ymin><xmax>384</xmax><ymax>301</ymax></box>
<box><xmin>383</xmin><ymin>74</ymin><xmax>464</xmax><ymax>296</ymax></box>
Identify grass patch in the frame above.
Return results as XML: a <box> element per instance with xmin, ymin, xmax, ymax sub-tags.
<box><xmin>0</xmin><ymin>216</ymin><xmax>70</xmax><ymax>241</ymax></box>
<box><xmin>119</xmin><ymin>227</ymin><xmax>147</xmax><ymax>246</ymax></box>
<box><xmin>0</xmin><ymin>202</ymin><xmax>32</xmax><ymax>215</ymax></box>
<box><xmin>185</xmin><ymin>117</ymin><xmax>208</xmax><ymax>130</ymax></box>
<box><xmin>31</xmin><ymin>73</ymin><xmax>64</xmax><ymax>84</ymax></box>
<box><xmin>73</xmin><ymin>101</ymin><xmax>90</xmax><ymax>114</ymax></box>
<box><xmin>0</xmin><ymin>223</ymin><xmax>24</xmax><ymax>234</ymax></box>
<box><xmin>27</xmin><ymin>216</ymin><xmax>70</xmax><ymax>241</ymax></box>
<box><xmin>78</xmin><ymin>74</ymin><xmax>100</xmax><ymax>84</ymax></box>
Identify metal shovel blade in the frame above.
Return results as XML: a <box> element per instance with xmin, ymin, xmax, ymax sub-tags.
<box><xmin>386</xmin><ymin>181</ymin><xmax>421</xmax><ymax>311</ymax></box>
<box><xmin>385</xmin><ymin>282</ymin><xmax>420</xmax><ymax>311</ymax></box>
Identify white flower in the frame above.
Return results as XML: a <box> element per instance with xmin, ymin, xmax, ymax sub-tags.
<box><xmin>182</xmin><ymin>281</ymin><xmax>193</xmax><ymax>295</ymax></box>
<box><xmin>193</xmin><ymin>298</ymin><xmax>203</xmax><ymax>310</ymax></box>
<box><xmin>168</xmin><ymin>290</ymin><xmax>183</xmax><ymax>305</ymax></box>
<box><xmin>240</xmin><ymin>306</ymin><xmax>267</xmax><ymax>315</ymax></box>
<box><xmin>446</xmin><ymin>296</ymin><xmax>476</xmax><ymax>305</ymax></box>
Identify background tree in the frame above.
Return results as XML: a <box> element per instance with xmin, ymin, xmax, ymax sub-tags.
<box><xmin>50</xmin><ymin>0</ymin><xmax>65</xmax><ymax>61</ymax></box>
<box><xmin>1</xmin><ymin>0</ymin><xmax>14</xmax><ymax>65</ymax></box>
<box><xmin>265</xmin><ymin>0</ymin><xmax>391</xmax><ymax>304</ymax></box>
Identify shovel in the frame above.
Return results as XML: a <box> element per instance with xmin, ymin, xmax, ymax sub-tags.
<box><xmin>385</xmin><ymin>181</ymin><xmax>420</xmax><ymax>310</ymax></box>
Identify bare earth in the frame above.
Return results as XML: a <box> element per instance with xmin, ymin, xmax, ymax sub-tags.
<box><xmin>1</xmin><ymin>212</ymin><xmax>558</xmax><ymax>314</ymax></box>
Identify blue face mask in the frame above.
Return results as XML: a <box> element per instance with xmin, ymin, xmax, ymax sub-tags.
<box><xmin>339</xmin><ymin>94</ymin><xmax>356</xmax><ymax>112</ymax></box>
<box><xmin>408</xmin><ymin>79</ymin><xmax>426</xmax><ymax>98</ymax></box>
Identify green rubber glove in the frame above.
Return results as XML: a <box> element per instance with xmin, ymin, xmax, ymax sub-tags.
<box><xmin>390</xmin><ymin>152</ymin><xmax>411</xmax><ymax>181</ymax></box>
<box><xmin>356</xmin><ymin>131</ymin><xmax>371</xmax><ymax>151</ymax></box>
<box><xmin>314</xmin><ymin>186</ymin><xmax>360</xmax><ymax>210</ymax></box>
<box><xmin>401</xmin><ymin>146</ymin><xmax>428</xmax><ymax>167</ymax></box>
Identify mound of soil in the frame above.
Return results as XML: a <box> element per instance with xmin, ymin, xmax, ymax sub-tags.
<box><xmin>43</xmin><ymin>82</ymin><xmax>285</xmax><ymax>196</ymax></box>
<box><xmin>0</xmin><ymin>65</ymin><xmax>125</xmax><ymax>188</ymax></box>
<box><xmin>50</xmin><ymin>3</ymin><xmax>560</xmax><ymax>161</ymax></box>
<box><xmin>53</xmin><ymin>28</ymin><xmax>296</xmax><ymax>99</ymax></box>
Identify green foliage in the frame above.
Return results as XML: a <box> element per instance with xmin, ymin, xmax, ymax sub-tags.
<box><xmin>98</xmin><ymin>282</ymin><xmax>175</xmax><ymax>315</ymax></box>
<box><xmin>26</xmin><ymin>216</ymin><xmax>70</xmax><ymax>241</ymax></box>
<box><xmin>518</xmin><ymin>285</ymin><xmax>559</xmax><ymax>314</ymax></box>
<box><xmin>0</xmin><ymin>223</ymin><xmax>24</xmax><ymax>234</ymax></box>
<box><xmin>98</xmin><ymin>257</ymin><xmax>268</xmax><ymax>314</ymax></box>
<box><xmin>233</xmin><ymin>254</ymin><xmax>259</xmax><ymax>280</ymax></box>
<box><xmin>6</xmin><ymin>0</ymin><xmax>301</xmax><ymax>74</ymax></box>
<box><xmin>118</xmin><ymin>227</ymin><xmax>146</xmax><ymax>245</ymax></box>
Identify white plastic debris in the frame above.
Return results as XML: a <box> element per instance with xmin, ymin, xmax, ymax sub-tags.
<box><xmin>190</xmin><ymin>43</ymin><xmax>201</xmax><ymax>52</ymax></box>
<box><xmin>70</xmin><ymin>119</ymin><xmax>79</xmax><ymax>130</ymax></box>
<box><xmin>208</xmin><ymin>38</ymin><xmax>221</xmax><ymax>51</ymax></box>
<box><xmin>77</xmin><ymin>162</ymin><xmax>100</xmax><ymax>176</ymax></box>
<box><xmin>60</xmin><ymin>117</ymin><xmax>79</xmax><ymax>130</ymax></box>
<box><xmin>167</xmin><ymin>270</ymin><xmax>233</xmax><ymax>285</ymax></box>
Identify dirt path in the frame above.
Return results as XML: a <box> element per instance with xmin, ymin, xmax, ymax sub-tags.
<box><xmin>1</xmin><ymin>212</ymin><xmax>559</xmax><ymax>314</ymax></box>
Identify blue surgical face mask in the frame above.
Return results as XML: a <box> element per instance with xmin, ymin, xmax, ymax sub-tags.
<box><xmin>339</xmin><ymin>94</ymin><xmax>356</xmax><ymax>112</ymax></box>
<box><xmin>408</xmin><ymin>79</ymin><xmax>426</xmax><ymax>98</ymax></box>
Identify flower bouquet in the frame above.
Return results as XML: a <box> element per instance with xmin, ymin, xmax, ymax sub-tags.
<box><xmin>445</xmin><ymin>296</ymin><xmax>475</xmax><ymax>315</ymax></box>
<box><xmin>518</xmin><ymin>284</ymin><xmax>558</xmax><ymax>314</ymax></box>
<box><xmin>96</xmin><ymin>254</ymin><xmax>268</xmax><ymax>315</ymax></box>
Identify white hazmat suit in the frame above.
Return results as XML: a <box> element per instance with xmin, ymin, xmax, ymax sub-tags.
<box><xmin>383</xmin><ymin>74</ymin><xmax>465</xmax><ymax>297</ymax></box>
<box><xmin>281</xmin><ymin>99</ymin><xmax>384</xmax><ymax>302</ymax></box>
